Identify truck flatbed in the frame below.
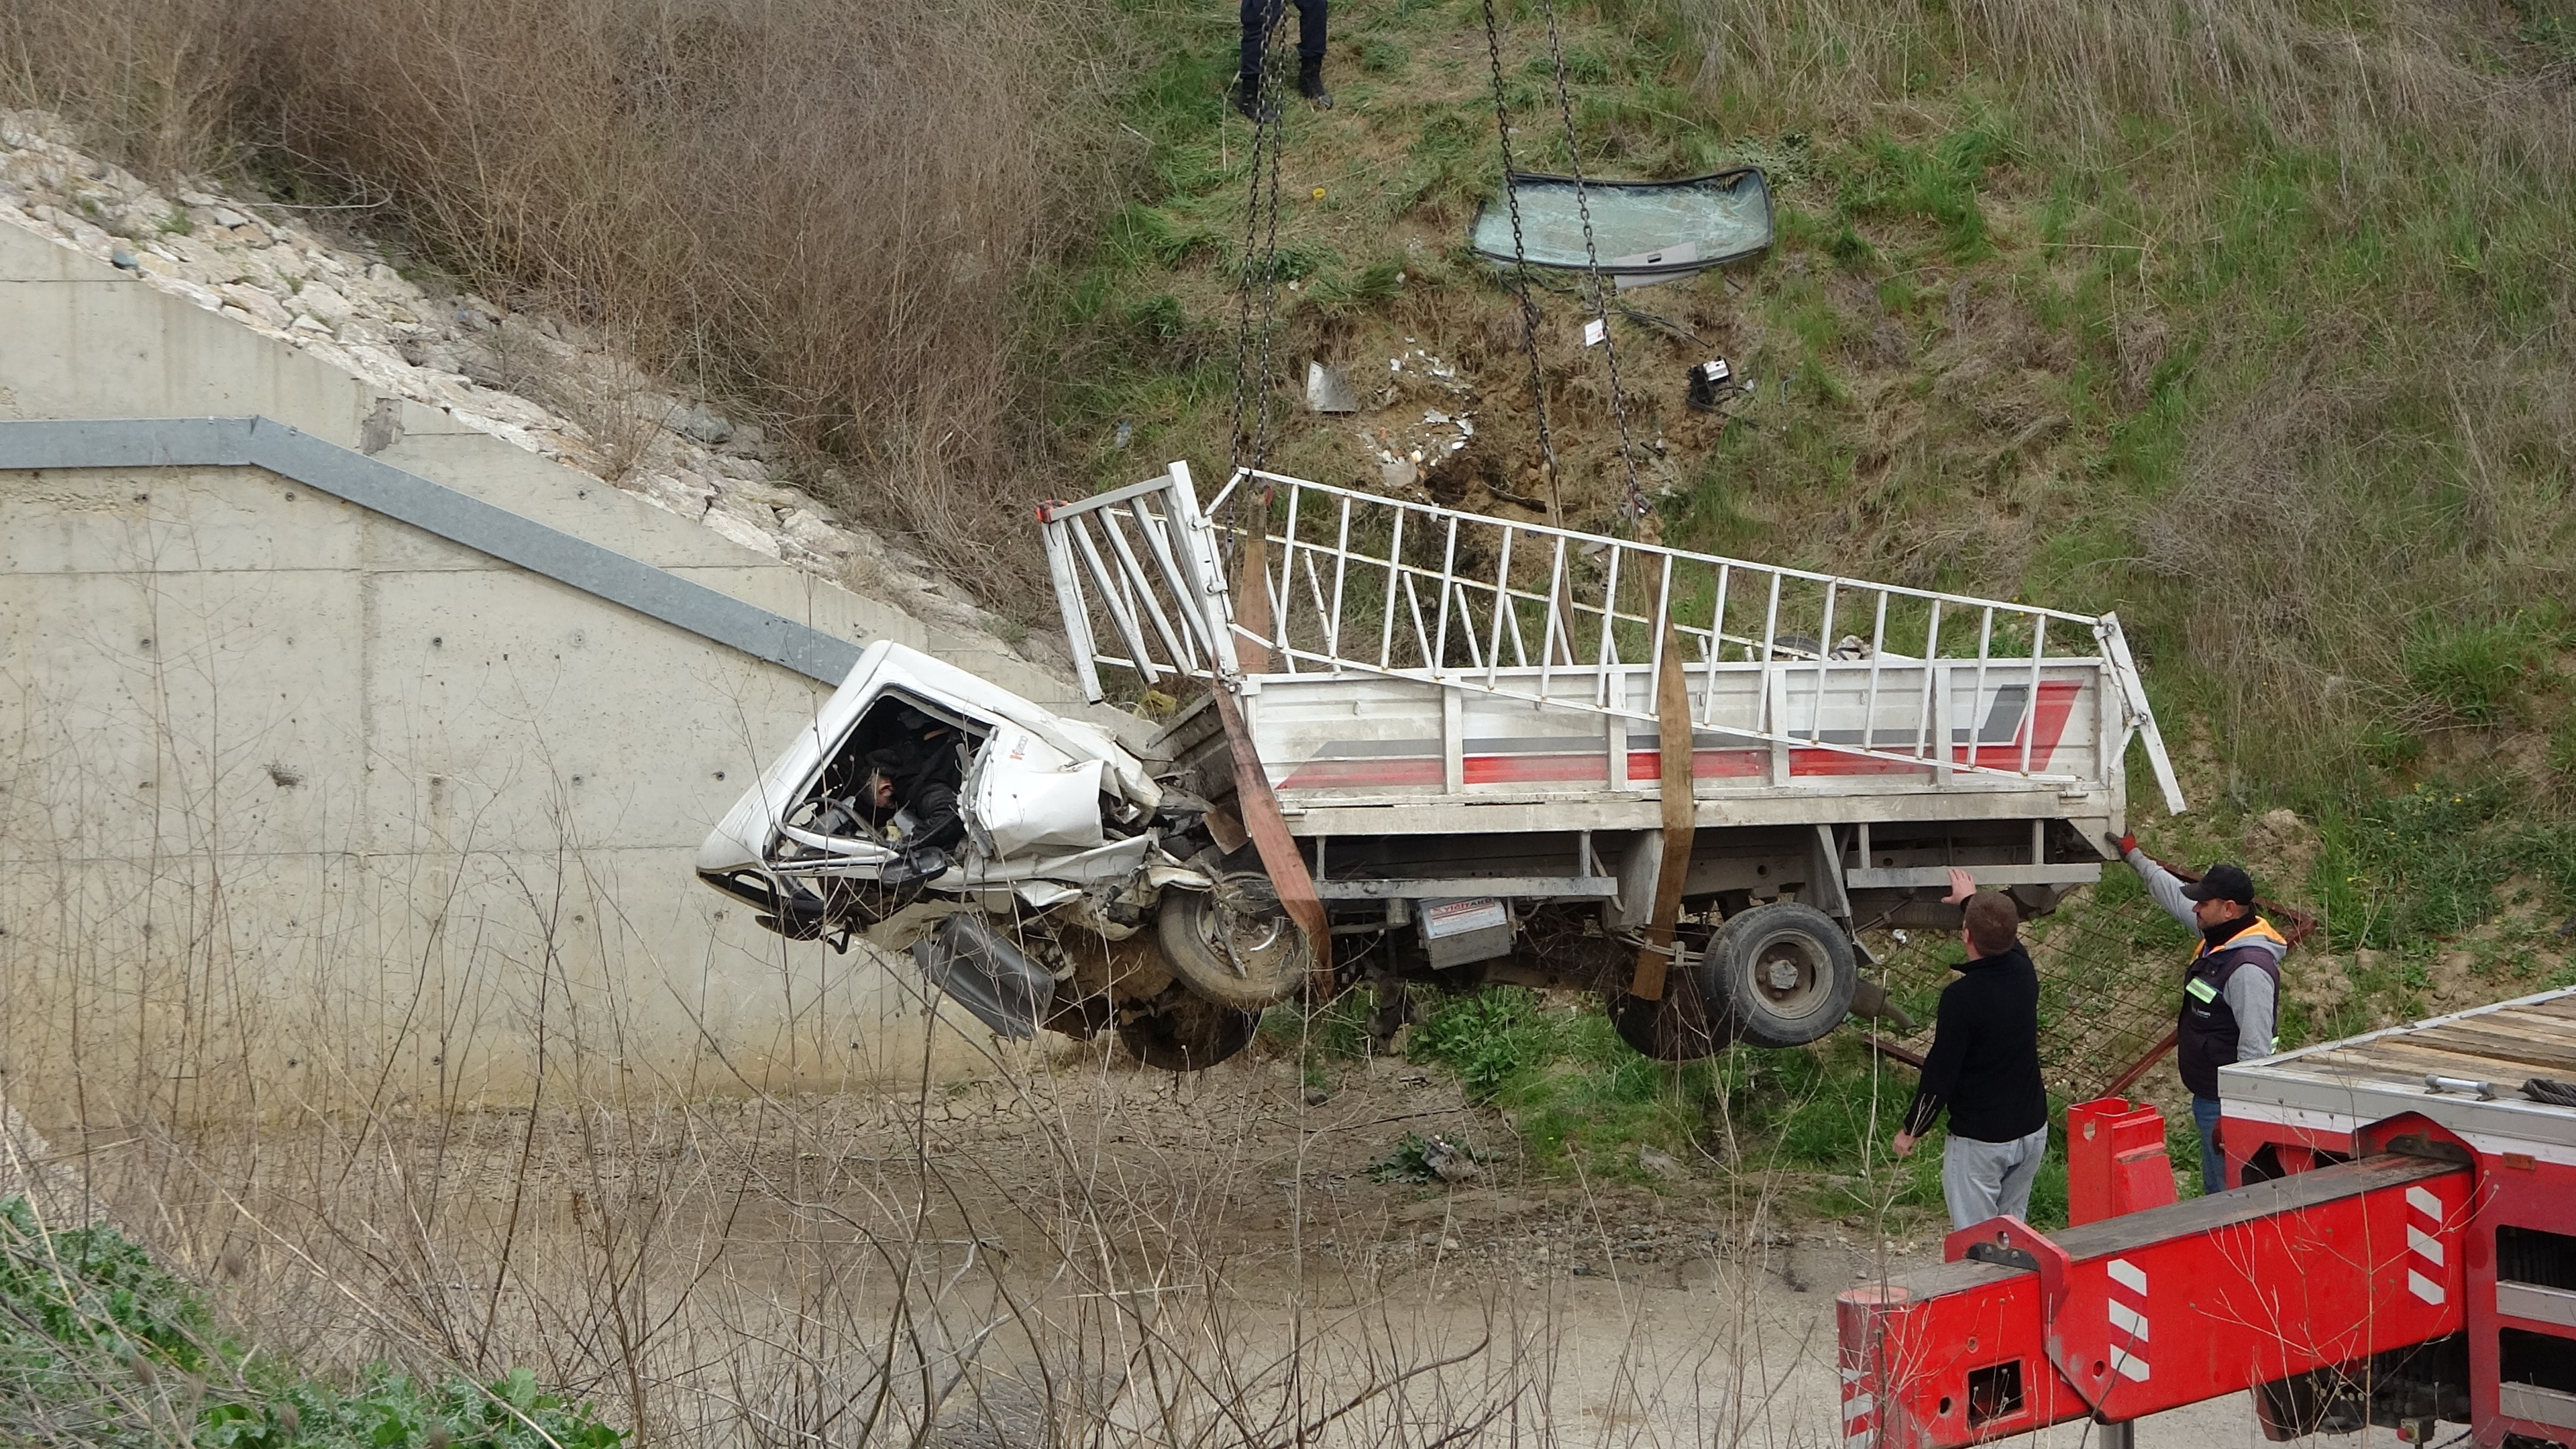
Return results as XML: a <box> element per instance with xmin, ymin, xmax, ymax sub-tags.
<box><xmin>2221</xmin><ymin>985</ymin><xmax>2576</xmax><ymax>1165</ymax></box>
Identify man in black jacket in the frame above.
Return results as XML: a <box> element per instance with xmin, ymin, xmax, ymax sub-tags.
<box><xmin>1893</xmin><ymin>872</ymin><xmax>2051</xmax><ymax>1230</ymax></box>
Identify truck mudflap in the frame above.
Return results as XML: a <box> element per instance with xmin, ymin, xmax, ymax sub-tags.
<box><xmin>910</xmin><ymin>912</ymin><xmax>1055</xmax><ymax>1039</ymax></box>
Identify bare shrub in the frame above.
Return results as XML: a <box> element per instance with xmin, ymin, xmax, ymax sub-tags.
<box><xmin>1</xmin><ymin>0</ymin><xmax>1122</xmax><ymax>600</ymax></box>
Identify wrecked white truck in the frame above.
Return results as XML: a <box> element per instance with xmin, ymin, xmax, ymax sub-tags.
<box><xmin>698</xmin><ymin>464</ymin><xmax>2186</xmax><ymax>1070</ymax></box>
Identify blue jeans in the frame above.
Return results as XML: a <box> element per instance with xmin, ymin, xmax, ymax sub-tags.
<box><xmin>2192</xmin><ymin>1095</ymin><xmax>2224</xmax><ymax>1194</ymax></box>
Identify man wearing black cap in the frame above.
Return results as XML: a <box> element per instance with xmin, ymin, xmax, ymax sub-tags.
<box><xmin>2112</xmin><ymin>837</ymin><xmax>2289</xmax><ymax>1193</ymax></box>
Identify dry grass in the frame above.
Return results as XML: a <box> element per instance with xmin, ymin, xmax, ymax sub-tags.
<box><xmin>0</xmin><ymin>0</ymin><xmax>1126</xmax><ymax>598</ymax></box>
<box><xmin>1686</xmin><ymin>0</ymin><xmax>2575</xmax><ymax>172</ymax></box>
<box><xmin>0</xmin><ymin>960</ymin><xmax>1856</xmax><ymax>1447</ymax></box>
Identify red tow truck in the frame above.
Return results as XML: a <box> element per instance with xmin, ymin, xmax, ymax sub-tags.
<box><xmin>1841</xmin><ymin>985</ymin><xmax>2576</xmax><ymax>1447</ymax></box>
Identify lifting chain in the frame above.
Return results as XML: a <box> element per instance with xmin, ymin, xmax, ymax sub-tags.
<box><xmin>1478</xmin><ymin>0</ymin><xmax>1565</xmax><ymax>525</ymax></box>
<box><xmin>1532</xmin><ymin>0</ymin><xmax>1648</xmax><ymax>523</ymax></box>
<box><xmin>1478</xmin><ymin>0</ymin><xmax>1649</xmax><ymax>525</ymax></box>
<box><xmin>1224</xmin><ymin>2</ymin><xmax>1294</xmax><ymax>568</ymax></box>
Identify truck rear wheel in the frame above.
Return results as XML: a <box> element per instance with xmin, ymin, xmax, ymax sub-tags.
<box><xmin>1116</xmin><ymin>987</ymin><xmax>1259</xmax><ymax>1071</ymax></box>
<box><xmin>1610</xmin><ymin>974</ymin><xmax>1726</xmax><ymax>1061</ymax></box>
<box><xmin>1155</xmin><ymin>871</ymin><xmax>1311</xmax><ymax>1010</ymax></box>
<box><xmin>1706</xmin><ymin>902</ymin><xmax>1856</xmax><ymax>1049</ymax></box>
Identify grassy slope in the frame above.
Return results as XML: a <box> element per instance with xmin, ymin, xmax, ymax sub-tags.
<box><xmin>1056</xmin><ymin>0</ymin><xmax>2576</xmax><ymax>1222</ymax></box>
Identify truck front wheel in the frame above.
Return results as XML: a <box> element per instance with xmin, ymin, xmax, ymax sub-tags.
<box><xmin>1706</xmin><ymin>902</ymin><xmax>1857</xmax><ymax>1049</ymax></box>
<box><xmin>1154</xmin><ymin>871</ymin><xmax>1311</xmax><ymax>1010</ymax></box>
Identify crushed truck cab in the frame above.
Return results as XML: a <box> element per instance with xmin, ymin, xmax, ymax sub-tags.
<box><xmin>701</xmin><ymin>462</ymin><xmax>2186</xmax><ymax>1070</ymax></box>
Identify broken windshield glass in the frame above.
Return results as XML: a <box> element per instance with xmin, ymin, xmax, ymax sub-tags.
<box><xmin>1468</xmin><ymin>167</ymin><xmax>1772</xmax><ymax>282</ymax></box>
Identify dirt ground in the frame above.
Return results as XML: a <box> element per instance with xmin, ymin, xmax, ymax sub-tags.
<box><xmin>696</xmin><ymin>1038</ymin><xmax>2381</xmax><ymax>1447</ymax></box>
<box><xmin>34</xmin><ymin>1024</ymin><xmax>2388</xmax><ymax>1447</ymax></box>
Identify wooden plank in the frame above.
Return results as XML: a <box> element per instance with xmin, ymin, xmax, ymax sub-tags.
<box><xmin>2473</xmin><ymin>1008</ymin><xmax>2576</xmax><ymax>1044</ymax></box>
<box><xmin>1629</xmin><ymin>624</ymin><xmax>1697</xmax><ymax>1002</ymax></box>
<box><xmin>2318</xmin><ymin>1038</ymin><xmax>2555</xmax><ymax>1085</ymax></box>
<box><xmin>2408</xmin><ymin>1024</ymin><xmax>2576</xmax><ymax>1074</ymax></box>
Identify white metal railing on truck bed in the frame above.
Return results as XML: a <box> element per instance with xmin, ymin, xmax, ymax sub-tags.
<box><xmin>1037</xmin><ymin>464</ymin><xmax>2186</xmax><ymax>812</ymax></box>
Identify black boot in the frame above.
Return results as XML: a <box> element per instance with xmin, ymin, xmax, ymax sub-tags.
<box><xmin>1234</xmin><ymin>71</ymin><xmax>1278</xmax><ymax>123</ymax></box>
<box><xmin>1297</xmin><ymin>55</ymin><xmax>1333</xmax><ymax>109</ymax></box>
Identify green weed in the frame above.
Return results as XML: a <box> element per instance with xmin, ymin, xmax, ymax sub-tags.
<box><xmin>1258</xmin><ymin>986</ymin><xmax>1376</xmax><ymax>1065</ymax></box>
<box><xmin>1368</xmin><ymin>1130</ymin><xmax>1479</xmax><ymax>1183</ymax></box>
<box><xmin>1358</xmin><ymin>36</ymin><xmax>1411</xmax><ymax>73</ymax></box>
<box><xmin>2404</xmin><ymin>615</ymin><xmax>2555</xmax><ymax>727</ymax></box>
<box><xmin>1409</xmin><ymin>986</ymin><xmax>1566</xmax><ymax>1100</ymax></box>
<box><xmin>0</xmin><ymin>1198</ymin><xmax>620</xmax><ymax>1448</ymax></box>
<box><xmin>2314</xmin><ymin>781</ymin><xmax>2517</xmax><ymax>950</ymax></box>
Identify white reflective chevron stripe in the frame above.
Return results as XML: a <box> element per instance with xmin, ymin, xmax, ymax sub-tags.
<box><xmin>1841</xmin><ymin>1363</ymin><xmax>1874</xmax><ymax>1446</ymax></box>
<box><xmin>2404</xmin><ymin>1186</ymin><xmax>2448</xmax><ymax>1305</ymax></box>
<box><xmin>2106</xmin><ymin>1257</ymin><xmax>2152</xmax><ymax>1383</ymax></box>
<box><xmin>2410</xmin><ymin>1224</ymin><xmax>2445</xmax><ymax>1267</ymax></box>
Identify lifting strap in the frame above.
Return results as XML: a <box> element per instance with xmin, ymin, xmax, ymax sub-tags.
<box><xmin>1629</xmin><ymin>625</ymin><xmax>1697</xmax><ymax>1000</ymax></box>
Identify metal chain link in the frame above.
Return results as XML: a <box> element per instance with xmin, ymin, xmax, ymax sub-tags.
<box><xmin>1532</xmin><ymin>0</ymin><xmax>1647</xmax><ymax>522</ymax></box>
<box><xmin>1246</xmin><ymin>104</ymin><xmax>1288</xmax><ymax>472</ymax></box>
<box><xmin>1224</xmin><ymin>0</ymin><xmax>1293</xmax><ymax>565</ymax></box>
<box><xmin>1478</xmin><ymin>0</ymin><xmax>1566</xmax><ymax>524</ymax></box>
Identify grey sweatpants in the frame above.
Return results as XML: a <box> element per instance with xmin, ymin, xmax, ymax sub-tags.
<box><xmin>1941</xmin><ymin>1125</ymin><xmax>2050</xmax><ymax>1230</ymax></box>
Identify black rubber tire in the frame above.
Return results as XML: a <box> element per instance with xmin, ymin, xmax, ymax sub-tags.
<box><xmin>1152</xmin><ymin>873</ymin><xmax>1310</xmax><ymax>1010</ymax></box>
<box><xmin>1705</xmin><ymin>902</ymin><xmax>1858</xmax><ymax>1049</ymax></box>
<box><xmin>1116</xmin><ymin>989</ymin><xmax>1259</xmax><ymax>1072</ymax></box>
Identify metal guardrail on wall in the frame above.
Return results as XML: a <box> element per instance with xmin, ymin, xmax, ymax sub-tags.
<box><xmin>1040</xmin><ymin>462</ymin><xmax>2188</xmax><ymax>812</ymax></box>
<box><xmin>0</xmin><ymin>415</ymin><xmax>867</xmax><ymax>686</ymax></box>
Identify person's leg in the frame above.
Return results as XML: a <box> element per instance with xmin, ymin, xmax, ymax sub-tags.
<box><xmin>1942</xmin><ymin>1136</ymin><xmax>2008</xmax><ymax>1232</ymax></box>
<box><xmin>1293</xmin><ymin>0</ymin><xmax>1327</xmax><ymax>62</ymax></box>
<box><xmin>2192</xmin><ymin>1095</ymin><xmax>2225</xmax><ymax>1194</ymax></box>
<box><xmin>1292</xmin><ymin>0</ymin><xmax>1332</xmax><ymax>105</ymax></box>
<box><xmin>1995</xmin><ymin>1124</ymin><xmax>2051</xmax><ymax>1223</ymax></box>
<box><xmin>1240</xmin><ymin>0</ymin><xmax>1273</xmax><ymax>80</ymax></box>
<box><xmin>1236</xmin><ymin>0</ymin><xmax>1283</xmax><ymax>119</ymax></box>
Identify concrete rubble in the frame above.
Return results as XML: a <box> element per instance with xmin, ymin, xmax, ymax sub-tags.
<box><xmin>0</xmin><ymin>108</ymin><xmax>1018</xmax><ymax>653</ymax></box>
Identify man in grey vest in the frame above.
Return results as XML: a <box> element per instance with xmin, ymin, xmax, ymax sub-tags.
<box><xmin>2112</xmin><ymin>839</ymin><xmax>2288</xmax><ymax>1193</ymax></box>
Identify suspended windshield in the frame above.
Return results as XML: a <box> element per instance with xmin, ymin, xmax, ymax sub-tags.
<box><xmin>1468</xmin><ymin>168</ymin><xmax>1773</xmax><ymax>282</ymax></box>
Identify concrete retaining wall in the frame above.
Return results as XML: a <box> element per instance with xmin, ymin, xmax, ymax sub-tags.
<box><xmin>0</xmin><ymin>221</ymin><xmax>1110</xmax><ymax>1119</ymax></box>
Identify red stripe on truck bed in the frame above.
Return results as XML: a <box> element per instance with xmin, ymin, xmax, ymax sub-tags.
<box><xmin>1273</xmin><ymin>680</ymin><xmax>2079</xmax><ymax>792</ymax></box>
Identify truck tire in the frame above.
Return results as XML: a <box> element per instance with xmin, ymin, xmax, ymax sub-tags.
<box><xmin>1154</xmin><ymin>871</ymin><xmax>1311</xmax><ymax>1010</ymax></box>
<box><xmin>1116</xmin><ymin>988</ymin><xmax>1259</xmax><ymax>1071</ymax></box>
<box><xmin>1705</xmin><ymin>902</ymin><xmax>1857</xmax><ymax>1049</ymax></box>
